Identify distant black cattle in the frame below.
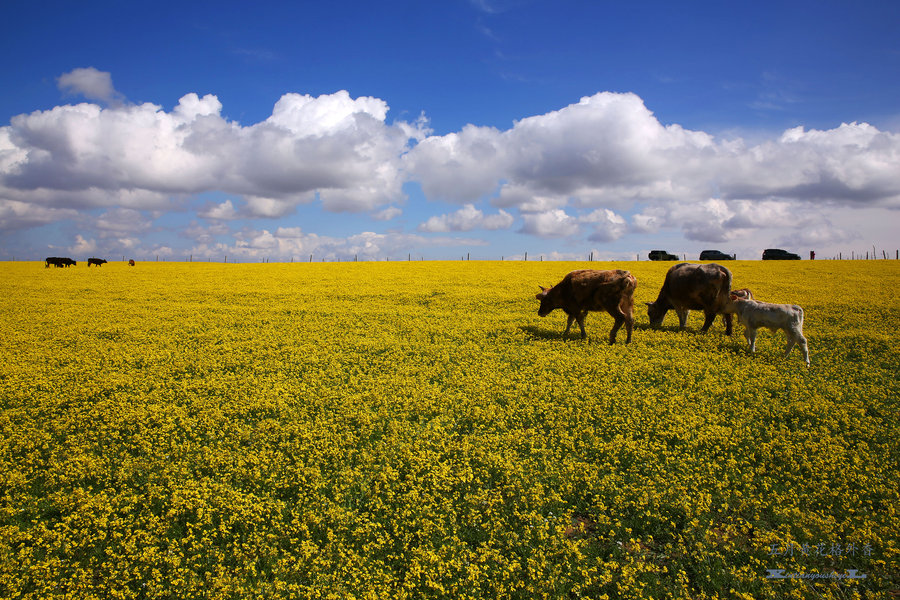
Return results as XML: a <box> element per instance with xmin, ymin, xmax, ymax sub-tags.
<box><xmin>88</xmin><ymin>258</ymin><xmax>107</xmax><ymax>267</ymax></box>
<box><xmin>45</xmin><ymin>257</ymin><xmax>76</xmax><ymax>268</ymax></box>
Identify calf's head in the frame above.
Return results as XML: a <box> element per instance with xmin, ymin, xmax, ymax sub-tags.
<box><xmin>722</xmin><ymin>291</ymin><xmax>750</xmax><ymax>314</ymax></box>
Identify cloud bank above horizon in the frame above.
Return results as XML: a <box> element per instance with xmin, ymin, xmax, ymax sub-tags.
<box><xmin>2</xmin><ymin>68</ymin><xmax>898</xmax><ymax>261</ymax></box>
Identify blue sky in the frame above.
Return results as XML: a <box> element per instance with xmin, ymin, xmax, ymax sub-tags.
<box><xmin>2</xmin><ymin>0</ymin><xmax>899</xmax><ymax>261</ymax></box>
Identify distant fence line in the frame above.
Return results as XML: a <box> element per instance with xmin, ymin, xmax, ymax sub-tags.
<box><xmin>187</xmin><ymin>249</ymin><xmax>900</xmax><ymax>263</ymax></box>
<box><xmin>10</xmin><ymin>248</ymin><xmax>900</xmax><ymax>263</ymax></box>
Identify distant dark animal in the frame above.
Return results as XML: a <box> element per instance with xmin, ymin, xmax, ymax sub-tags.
<box><xmin>535</xmin><ymin>269</ymin><xmax>637</xmax><ymax>344</ymax></box>
<box><xmin>87</xmin><ymin>258</ymin><xmax>107</xmax><ymax>267</ymax></box>
<box><xmin>723</xmin><ymin>292</ymin><xmax>809</xmax><ymax>366</ymax></box>
<box><xmin>646</xmin><ymin>263</ymin><xmax>734</xmax><ymax>334</ymax></box>
<box><xmin>128</xmin><ymin>259</ymin><xmax>135</xmax><ymax>266</ymax></box>
<box><xmin>46</xmin><ymin>256</ymin><xmax>75</xmax><ymax>267</ymax></box>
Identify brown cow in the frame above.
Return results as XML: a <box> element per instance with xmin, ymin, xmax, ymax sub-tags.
<box><xmin>536</xmin><ymin>269</ymin><xmax>636</xmax><ymax>344</ymax></box>
<box><xmin>646</xmin><ymin>263</ymin><xmax>734</xmax><ymax>334</ymax></box>
<box><xmin>128</xmin><ymin>259</ymin><xmax>135</xmax><ymax>266</ymax></box>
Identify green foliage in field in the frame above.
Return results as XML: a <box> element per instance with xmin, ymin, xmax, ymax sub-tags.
<box><xmin>1</xmin><ymin>260</ymin><xmax>897</xmax><ymax>599</ymax></box>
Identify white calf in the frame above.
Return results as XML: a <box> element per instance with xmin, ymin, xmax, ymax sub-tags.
<box><xmin>724</xmin><ymin>293</ymin><xmax>809</xmax><ymax>366</ymax></box>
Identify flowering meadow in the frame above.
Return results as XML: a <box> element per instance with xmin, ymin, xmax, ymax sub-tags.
<box><xmin>1</xmin><ymin>259</ymin><xmax>897</xmax><ymax>599</ymax></box>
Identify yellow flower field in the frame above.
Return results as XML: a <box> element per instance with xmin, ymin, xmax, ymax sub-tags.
<box><xmin>1</xmin><ymin>259</ymin><xmax>897</xmax><ymax>599</ymax></box>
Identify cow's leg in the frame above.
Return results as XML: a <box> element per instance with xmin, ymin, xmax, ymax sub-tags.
<box><xmin>797</xmin><ymin>334</ymin><xmax>810</xmax><ymax>367</ymax></box>
<box><xmin>623</xmin><ymin>299</ymin><xmax>634</xmax><ymax>344</ymax></box>
<box><xmin>676</xmin><ymin>308</ymin><xmax>689</xmax><ymax>329</ymax></box>
<box><xmin>745</xmin><ymin>328</ymin><xmax>757</xmax><ymax>353</ymax></box>
<box><xmin>576</xmin><ymin>311</ymin><xmax>588</xmax><ymax>339</ymax></box>
<box><xmin>564</xmin><ymin>314</ymin><xmax>575</xmax><ymax>338</ymax></box>
<box><xmin>722</xmin><ymin>313</ymin><xmax>733</xmax><ymax>335</ymax></box>
<box><xmin>604</xmin><ymin>302</ymin><xmax>632</xmax><ymax>345</ymax></box>
<box><xmin>608</xmin><ymin>314</ymin><xmax>623</xmax><ymax>344</ymax></box>
<box><xmin>784</xmin><ymin>332</ymin><xmax>796</xmax><ymax>359</ymax></box>
<box><xmin>786</xmin><ymin>332</ymin><xmax>810</xmax><ymax>367</ymax></box>
<box><xmin>700</xmin><ymin>310</ymin><xmax>716</xmax><ymax>333</ymax></box>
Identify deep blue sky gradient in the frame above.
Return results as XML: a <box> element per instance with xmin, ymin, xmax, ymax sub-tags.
<box><xmin>2</xmin><ymin>0</ymin><xmax>898</xmax><ymax>260</ymax></box>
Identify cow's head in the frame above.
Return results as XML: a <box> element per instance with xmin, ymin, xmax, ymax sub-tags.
<box><xmin>645</xmin><ymin>301</ymin><xmax>666</xmax><ymax>327</ymax></box>
<box><xmin>536</xmin><ymin>285</ymin><xmax>554</xmax><ymax>317</ymax></box>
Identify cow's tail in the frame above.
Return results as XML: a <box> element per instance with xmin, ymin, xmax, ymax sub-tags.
<box><xmin>714</xmin><ymin>265</ymin><xmax>733</xmax><ymax>314</ymax></box>
<box><xmin>721</xmin><ymin>266</ymin><xmax>733</xmax><ymax>297</ymax></box>
<box><xmin>601</xmin><ymin>270</ymin><xmax>636</xmax><ymax>296</ymax></box>
<box><xmin>610</xmin><ymin>270</ymin><xmax>637</xmax><ymax>310</ymax></box>
<box><xmin>589</xmin><ymin>271</ymin><xmax>636</xmax><ymax>308</ymax></box>
<box><xmin>623</xmin><ymin>271</ymin><xmax>637</xmax><ymax>298</ymax></box>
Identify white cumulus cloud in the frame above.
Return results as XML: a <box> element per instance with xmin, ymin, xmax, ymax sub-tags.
<box><xmin>519</xmin><ymin>209</ymin><xmax>580</xmax><ymax>238</ymax></box>
<box><xmin>3</xmin><ymin>77</ymin><xmax>899</xmax><ymax>258</ymax></box>
<box><xmin>1</xmin><ymin>86</ymin><xmax>425</xmax><ymax>218</ymax></box>
<box><xmin>583</xmin><ymin>208</ymin><xmax>627</xmax><ymax>242</ymax></box>
<box><xmin>57</xmin><ymin>67</ymin><xmax>124</xmax><ymax>105</ymax></box>
<box><xmin>418</xmin><ymin>203</ymin><xmax>513</xmax><ymax>232</ymax></box>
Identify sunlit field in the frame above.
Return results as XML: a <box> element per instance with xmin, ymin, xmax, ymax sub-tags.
<box><xmin>1</xmin><ymin>259</ymin><xmax>897</xmax><ymax>599</ymax></box>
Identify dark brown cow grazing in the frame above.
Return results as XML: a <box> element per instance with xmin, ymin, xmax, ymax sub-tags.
<box><xmin>128</xmin><ymin>259</ymin><xmax>135</xmax><ymax>266</ymax></box>
<box><xmin>646</xmin><ymin>263</ymin><xmax>734</xmax><ymax>334</ymax></box>
<box><xmin>536</xmin><ymin>269</ymin><xmax>636</xmax><ymax>344</ymax></box>
<box><xmin>46</xmin><ymin>256</ymin><xmax>76</xmax><ymax>267</ymax></box>
<box><xmin>87</xmin><ymin>258</ymin><xmax>107</xmax><ymax>267</ymax></box>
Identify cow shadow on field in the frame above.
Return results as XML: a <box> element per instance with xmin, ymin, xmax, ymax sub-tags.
<box><xmin>519</xmin><ymin>323</ymin><xmax>655</xmax><ymax>342</ymax></box>
<box><xmin>519</xmin><ymin>325</ymin><xmax>568</xmax><ymax>341</ymax></box>
<box><xmin>520</xmin><ymin>322</ymin><xmax>736</xmax><ymax>343</ymax></box>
